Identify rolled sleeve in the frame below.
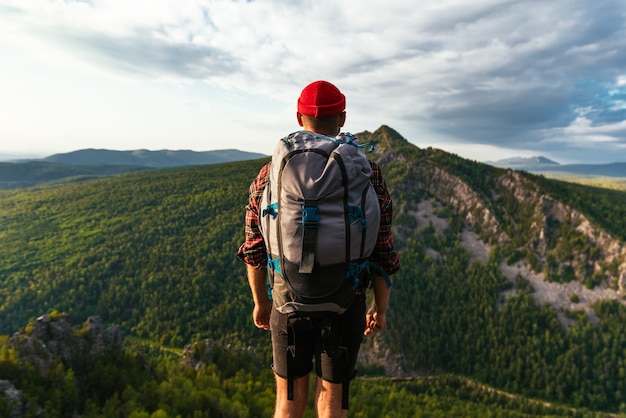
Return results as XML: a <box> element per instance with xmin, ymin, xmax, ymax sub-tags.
<box><xmin>236</xmin><ymin>163</ymin><xmax>270</xmax><ymax>268</ymax></box>
<box><xmin>369</xmin><ymin>162</ymin><xmax>400</xmax><ymax>276</ymax></box>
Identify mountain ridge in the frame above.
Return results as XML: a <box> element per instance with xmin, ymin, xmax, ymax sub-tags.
<box><xmin>491</xmin><ymin>155</ymin><xmax>626</xmax><ymax>177</ymax></box>
<box><xmin>489</xmin><ymin>155</ymin><xmax>560</xmax><ymax>168</ymax></box>
<box><xmin>0</xmin><ymin>148</ymin><xmax>267</xmax><ymax>190</ymax></box>
<box><xmin>43</xmin><ymin>148</ymin><xmax>266</xmax><ymax>167</ymax></box>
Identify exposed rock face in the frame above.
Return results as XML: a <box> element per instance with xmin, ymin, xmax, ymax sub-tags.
<box><xmin>9</xmin><ymin>314</ymin><xmax>123</xmax><ymax>376</ymax></box>
<box><xmin>182</xmin><ymin>339</ymin><xmax>215</xmax><ymax>370</ymax></box>
<box><xmin>498</xmin><ymin>171</ymin><xmax>626</xmax><ymax>296</ymax></box>
<box><xmin>409</xmin><ymin>161</ymin><xmax>506</xmax><ymax>243</ymax></box>
<box><xmin>181</xmin><ymin>339</ymin><xmax>257</xmax><ymax>371</ymax></box>
<box><xmin>1</xmin><ymin>380</ymin><xmax>24</xmax><ymax>418</ymax></box>
<box><xmin>2</xmin><ymin>314</ymin><xmax>122</xmax><ymax>417</ymax></box>
<box><xmin>385</xmin><ymin>161</ymin><xmax>626</xmax><ymax>333</ymax></box>
<box><xmin>84</xmin><ymin>316</ymin><xmax>124</xmax><ymax>358</ymax></box>
<box><xmin>403</xmin><ymin>163</ymin><xmax>626</xmax><ymax>296</ymax></box>
<box><xmin>358</xmin><ymin>335</ymin><xmax>410</xmax><ymax>378</ymax></box>
<box><xmin>411</xmin><ymin>167</ymin><xmax>626</xmax><ymax>323</ymax></box>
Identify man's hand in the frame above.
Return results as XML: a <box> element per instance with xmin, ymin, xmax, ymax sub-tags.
<box><xmin>253</xmin><ymin>300</ymin><xmax>272</xmax><ymax>331</ymax></box>
<box><xmin>246</xmin><ymin>264</ymin><xmax>272</xmax><ymax>331</ymax></box>
<box><xmin>365</xmin><ymin>274</ymin><xmax>391</xmax><ymax>335</ymax></box>
<box><xmin>364</xmin><ymin>305</ymin><xmax>386</xmax><ymax>335</ymax></box>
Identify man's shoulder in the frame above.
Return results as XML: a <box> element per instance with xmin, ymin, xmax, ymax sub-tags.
<box><xmin>260</xmin><ymin>162</ymin><xmax>271</xmax><ymax>179</ymax></box>
<box><xmin>248</xmin><ymin>162</ymin><xmax>271</xmax><ymax>196</ymax></box>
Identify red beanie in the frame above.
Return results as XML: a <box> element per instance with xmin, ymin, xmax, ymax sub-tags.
<box><xmin>297</xmin><ymin>80</ymin><xmax>346</xmax><ymax>118</ymax></box>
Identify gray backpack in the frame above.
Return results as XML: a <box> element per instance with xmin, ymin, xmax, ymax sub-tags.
<box><xmin>259</xmin><ymin>131</ymin><xmax>381</xmax><ymax>316</ymax></box>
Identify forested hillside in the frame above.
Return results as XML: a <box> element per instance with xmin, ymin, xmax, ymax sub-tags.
<box><xmin>2</xmin><ymin>125</ymin><xmax>626</xmax><ymax>416</ymax></box>
<box><xmin>0</xmin><ymin>161</ymin><xmax>150</xmax><ymax>190</ymax></box>
<box><xmin>0</xmin><ymin>159</ymin><xmax>265</xmax><ymax>354</ymax></box>
<box><xmin>4</xmin><ymin>313</ymin><xmax>603</xmax><ymax>417</ymax></box>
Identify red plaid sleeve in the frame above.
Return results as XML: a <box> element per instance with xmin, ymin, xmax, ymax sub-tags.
<box><xmin>236</xmin><ymin>163</ymin><xmax>271</xmax><ymax>269</ymax></box>
<box><xmin>369</xmin><ymin>161</ymin><xmax>400</xmax><ymax>276</ymax></box>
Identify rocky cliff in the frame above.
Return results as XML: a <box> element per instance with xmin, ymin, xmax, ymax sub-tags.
<box><xmin>3</xmin><ymin>313</ymin><xmax>123</xmax><ymax>417</ymax></box>
<box><xmin>9</xmin><ymin>313</ymin><xmax>123</xmax><ymax>376</ymax></box>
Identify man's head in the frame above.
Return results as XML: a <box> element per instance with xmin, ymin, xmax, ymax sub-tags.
<box><xmin>297</xmin><ymin>80</ymin><xmax>346</xmax><ymax>135</ymax></box>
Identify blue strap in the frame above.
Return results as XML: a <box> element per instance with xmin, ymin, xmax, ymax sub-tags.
<box><xmin>302</xmin><ymin>205</ymin><xmax>319</xmax><ymax>227</ymax></box>
<box><xmin>369</xmin><ymin>263</ymin><xmax>392</xmax><ymax>289</ymax></box>
<box><xmin>346</xmin><ymin>261</ymin><xmax>367</xmax><ymax>290</ymax></box>
<box><xmin>262</xmin><ymin>202</ymin><xmax>278</xmax><ymax>219</ymax></box>
<box><xmin>346</xmin><ymin>261</ymin><xmax>392</xmax><ymax>290</ymax></box>
<box><xmin>284</xmin><ymin>131</ymin><xmax>375</xmax><ymax>153</ymax></box>
<box><xmin>266</xmin><ymin>277</ymin><xmax>273</xmax><ymax>301</ymax></box>
<box><xmin>348</xmin><ymin>206</ymin><xmax>366</xmax><ymax>232</ymax></box>
<box><xmin>267</xmin><ymin>256</ymin><xmax>282</xmax><ymax>275</ymax></box>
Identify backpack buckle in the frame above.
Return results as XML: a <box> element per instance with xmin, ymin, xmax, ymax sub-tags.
<box><xmin>301</xmin><ymin>204</ymin><xmax>319</xmax><ymax>228</ymax></box>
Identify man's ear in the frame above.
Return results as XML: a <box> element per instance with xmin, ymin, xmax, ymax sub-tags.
<box><xmin>297</xmin><ymin>112</ymin><xmax>304</xmax><ymax>127</ymax></box>
<box><xmin>338</xmin><ymin>111</ymin><xmax>346</xmax><ymax>127</ymax></box>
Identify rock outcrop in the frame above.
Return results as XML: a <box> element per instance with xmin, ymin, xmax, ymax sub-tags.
<box><xmin>1</xmin><ymin>380</ymin><xmax>24</xmax><ymax>418</ymax></box>
<box><xmin>2</xmin><ymin>314</ymin><xmax>123</xmax><ymax>417</ymax></box>
<box><xmin>498</xmin><ymin>170</ymin><xmax>626</xmax><ymax>295</ymax></box>
<box><xmin>9</xmin><ymin>313</ymin><xmax>123</xmax><ymax>376</ymax></box>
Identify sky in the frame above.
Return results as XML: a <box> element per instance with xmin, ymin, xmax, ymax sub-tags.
<box><xmin>1</xmin><ymin>0</ymin><xmax>626</xmax><ymax>164</ymax></box>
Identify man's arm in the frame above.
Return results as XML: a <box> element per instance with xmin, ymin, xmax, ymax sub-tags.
<box><xmin>236</xmin><ymin>163</ymin><xmax>273</xmax><ymax>330</ymax></box>
<box><xmin>365</xmin><ymin>274</ymin><xmax>392</xmax><ymax>335</ymax></box>
<box><xmin>365</xmin><ymin>162</ymin><xmax>399</xmax><ymax>336</ymax></box>
<box><xmin>246</xmin><ymin>264</ymin><xmax>272</xmax><ymax>331</ymax></box>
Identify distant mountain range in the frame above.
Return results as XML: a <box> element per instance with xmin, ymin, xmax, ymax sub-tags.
<box><xmin>42</xmin><ymin>148</ymin><xmax>267</xmax><ymax>167</ymax></box>
<box><xmin>4</xmin><ymin>148</ymin><xmax>626</xmax><ymax>191</ymax></box>
<box><xmin>0</xmin><ymin>148</ymin><xmax>267</xmax><ymax>189</ymax></box>
<box><xmin>489</xmin><ymin>156</ymin><xmax>626</xmax><ymax>177</ymax></box>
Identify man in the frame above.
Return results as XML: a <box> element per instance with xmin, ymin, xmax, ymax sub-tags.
<box><xmin>237</xmin><ymin>80</ymin><xmax>399</xmax><ymax>418</ymax></box>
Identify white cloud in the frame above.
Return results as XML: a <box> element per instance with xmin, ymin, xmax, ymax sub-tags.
<box><xmin>1</xmin><ymin>0</ymin><xmax>626</xmax><ymax>162</ymax></box>
<box><xmin>562</xmin><ymin>116</ymin><xmax>626</xmax><ymax>136</ymax></box>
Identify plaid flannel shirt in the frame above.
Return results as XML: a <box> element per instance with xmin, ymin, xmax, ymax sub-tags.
<box><xmin>236</xmin><ymin>161</ymin><xmax>400</xmax><ymax>276</ymax></box>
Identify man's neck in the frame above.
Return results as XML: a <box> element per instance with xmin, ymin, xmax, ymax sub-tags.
<box><xmin>303</xmin><ymin>127</ymin><xmax>340</xmax><ymax>136</ymax></box>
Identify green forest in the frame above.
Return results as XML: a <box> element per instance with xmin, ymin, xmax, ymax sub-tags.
<box><xmin>2</xmin><ymin>126</ymin><xmax>626</xmax><ymax>416</ymax></box>
<box><xmin>0</xmin><ymin>318</ymin><xmax>611</xmax><ymax>417</ymax></box>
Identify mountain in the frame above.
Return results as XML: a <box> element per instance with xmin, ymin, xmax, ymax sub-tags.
<box><xmin>43</xmin><ymin>148</ymin><xmax>267</xmax><ymax>167</ymax></box>
<box><xmin>541</xmin><ymin>162</ymin><xmax>626</xmax><ymax>177</ymax></box>
<box><xmin>491</xmin><ymin>155</ymin><xmax>626</xmax><ymax>177</ymax></box>
<box><xmin>2</xmin><ymin>125</ymin><xmax>626</xmax><ymax>414</ymax></box>
<box><xmin>0</xmin><ymin>148</ymin><xmax>267</xmax><ymax>190</ymax></box>
<box><xmin>489</xmin><ymin>156</ymin><xmax>560</xmax><ymax>169</ymax></box>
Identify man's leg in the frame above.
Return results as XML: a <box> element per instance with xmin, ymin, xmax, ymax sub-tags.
<box><xmin>314</xmin><ymin>294</ymin><xmax>366</xmax><ymax>418</ymax></box>
<box><xmin>314</xmin><ymin>378</ymin><xmax>346</xmax><ymax>418</ymax></box>
<box><xmin>274</xmin><ymin>374</ymin><xmax>309</xmax><ymax>418</ymax></box>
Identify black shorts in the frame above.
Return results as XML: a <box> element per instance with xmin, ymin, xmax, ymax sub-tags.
<box><xmin>270</xmin><ymin>293</ymin><xmax>366</xmax><ymax>383</ymax></box>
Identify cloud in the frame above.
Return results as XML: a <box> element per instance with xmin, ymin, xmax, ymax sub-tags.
<box><xmin>1</xmin><ymin>0</ymin><xmax>626</xmax><ymax>162</ymax></box>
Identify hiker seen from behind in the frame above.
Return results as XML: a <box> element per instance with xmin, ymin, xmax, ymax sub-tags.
<box><xmin>237</xmin><ymin>80</ymin><xmax>400</xmax><ymax>418</ymax></box>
